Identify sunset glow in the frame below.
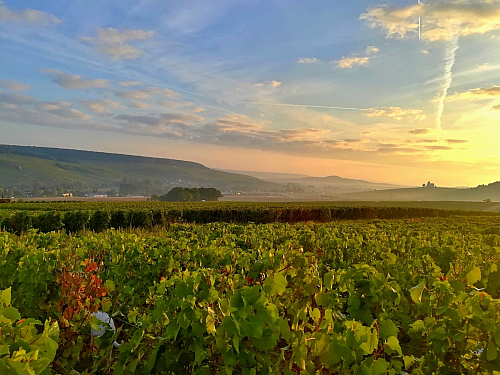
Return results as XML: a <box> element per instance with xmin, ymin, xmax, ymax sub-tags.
<box><xmin>1</xmin><ymin>0</ymin><xmax>500</xmax><ymax>186</ymax></box>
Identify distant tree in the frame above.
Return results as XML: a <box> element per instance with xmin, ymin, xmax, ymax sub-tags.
<box><xmin>159</xmin><ymin>187</ymin><xmax>190</xmax><ymax>202</ymax></box>
<box><xmin>106</xmin><ymin>189</ymin><xmax>117</xmax><ymax>197</ymax></box>
<box><xmin>120</xmin><ymin>183</ymin><xmax>138</xmax><ymax>196</ymax></box>
<box><xmin>188</xmin><ymin>188</ymin><xmax>200</xmax><ymax>201</ymax></box>
<box><xmin>10</xmin><ymin>190</ymin><xmax>25</xmax><ymax>198</ymax></box>
<box><xmin>159</xmin><ymin>187</ymin><xmax>221</xmax><ymax>202</ymax></box>
<box><xmin>199</xmin><ymin>187</ymin><xmax>223</xmax><ymax>201</ymax></box>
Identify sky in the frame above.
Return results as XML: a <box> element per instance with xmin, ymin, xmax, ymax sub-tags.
<box><xmin>1</xmin><ymin>0</ymin><xmax>500</xmax><ymax>187</ymax></box>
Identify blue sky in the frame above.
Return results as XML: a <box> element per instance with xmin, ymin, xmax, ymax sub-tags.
<box><xmin>1</xmin><ymin>0</ymin><xmax>500</xmax><ymax>185</ymax></box>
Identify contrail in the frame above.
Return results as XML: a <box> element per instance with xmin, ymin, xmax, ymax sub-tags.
<box><xmin>238</xmin><ymin>101</ymin><xmax>371</xmax><ymax>111</ymax></box>
<box><xmin>418</xmin><ymin>0</ymin><xmax>421</xmax><ymax>41</ymax></box>
<box><xmin>436</xmin><ymin>37</ymin><xmax>459</xmax><ymax>130</ymax></box>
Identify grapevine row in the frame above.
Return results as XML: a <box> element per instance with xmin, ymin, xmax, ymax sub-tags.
<box><xmin>1</xmin><ymin>217</ymin><xmax>500</xmax><ymax>373</ymax></box>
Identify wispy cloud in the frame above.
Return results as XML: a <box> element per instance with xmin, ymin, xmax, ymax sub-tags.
<box><xmin>43</xmin><ymin>69</ymin><xmax>109</xmax><ymax>89</ymax></box>
<box><xmin>476</xmin><ymin>63</ymin><xmax>493</xmax><ymax>71</ymax></box>
<box><xmin>119</xmin><ymin>81</ymin><xmax>142</xmax><ymax>86</ymax></box>
<box><xmin>253</xmin><ymin>80</ymin><xmax>282</xmax><ymax>88</ymax></box>
<box><xmin>335</xmin><ymin>56</ymin><xmax>370</xmax><ymax>69</ymax></box>
<box><xmin>1</xmin><ymin>100</ymin><xmax>117</xmax><ymax>132</ymax></box>
<box><xmin>0</xmin><ymin>80</ymin><xmax>30</xmax><ymax>91</ymax></box>
<box><xmin>0</xmin><ymin>1</ymin><xmax>60</xmax><ymax>25</ymax></box>
<box><xmin>377</xmin><ymin>147</ymin><xmax>422</xmax><ymax>154</ymax></box>
<box><xmin>80</xmin><ymin>99</ymin><xmax>123</xmax><ymax>114</ymax></box>
<box><xmin>81</xmin><ymin>28</ymin><xmax>154</xmax><ymax>60</ymax></box>
<box><xmin>448</xmin><ymin>85</ymin><xmax>500</xmax><ymax>101</ymax></box>
<box><xmin>157</xmin><ymin>100</ymin><xmax>195</xmax><ymax>110</ymax></box>
<box><xmin>0</xmin><ymin>92</ymin><xmax>37</xmax><ymax>106</ymax></box>
<box><xmin>409</xmin><ymin>128</ymin><xmax>432</xmax><ymax>135</ymax></box>
<box><xmin>131</xmin><ymin>101</ymin><xmax>150</xmax><ymax>109</ymax></box>
<box><xmin>365</xmin><ymin>46</ymin><xmax>379</xmax><ymax>54</ymax></box>
<box><xmin>426</xmin><ymin>145</ymin><xmax>452</xmax><ymax>151</ymax></box>
<box><xmin>159</xmin><ymin>0</ymin><xmax>236</xmax><ymax>34</ymax></box>
<box><xmin>365</xmin><ymin>107</ymin><xmax>426</xmax><ymax>121</ymax></box>
<box><xmin>334</xmin><ymin>45</ymin><xmax>379</xmax><ymax>69</ymax></box>
<box><xmin>116</xmin><ymin>87</ymin><xmax>178</xmax><ymax>100</ymax></box>
<box><xmin>35</xmin><ymin>101</ymin><xmax>91</xmax><ymax>120</ymax></box>
<box><xmin>446</xmin><ymin>139</ymin><xmax>468</xmax><ymax>144</ymax></box>
<box><xmin>115</xmin><ymin>113</ymin><xmax>204</xmax><ymax>127</ymax></box>
<box><xmin>297</xmin><ymin>58</ymin><xmax>319</xmax><ymax>64</ymax></box>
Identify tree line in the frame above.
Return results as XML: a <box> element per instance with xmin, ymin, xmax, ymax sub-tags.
<box><xmin>152</xmin><ymin>187</ymin><xmax>223</xmax><ymax>202</ymax></box>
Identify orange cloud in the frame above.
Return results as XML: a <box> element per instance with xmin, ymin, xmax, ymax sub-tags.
<box><xmin>361</xmin><ymin>0</ymin><xmax>500</xmax><ymax>42</ymax></box>
<box><xmin>366</xmin><ymin>107</ymin><xmax>426</xmax><ymax>121</ymax></box>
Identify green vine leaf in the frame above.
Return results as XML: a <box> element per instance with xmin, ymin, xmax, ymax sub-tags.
<box><xmin>487</xmin><ymin>341</ymin><xmax>498</xmax><ymax>361</ymax></box>
<box><xmin>466</xmin><ymin>266</ymin><xmax>481</xmax><ymax>285</ymax></box>
<box><xmin>409</xmin><ymin>282</ymin><xmax>425</xmax><ymax>304</ymax></box>
<box><xmin>386</xmin><ymin>336</ymin><xmax>402</xmax><ymax>356</ymax></box>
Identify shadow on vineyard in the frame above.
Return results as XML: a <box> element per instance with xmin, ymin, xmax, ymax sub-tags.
<box><xmin>1</xmin><ymin>204</ymin><xmax>500</xmax><ymax>374</ymax></box>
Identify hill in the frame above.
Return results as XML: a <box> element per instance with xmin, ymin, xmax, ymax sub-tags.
<box><xmin>0</xmin><ymin>145</ymin><xmax>279</xmax><ymax>193</ymax></box>
<box><xmin>273</xmin><ymin>175</ymin><xmax>404</xmax><ymax>190</ymax></box>
<box><xmin>220</xmin><ymin>170</ymin><xmax>403</xmax><ymax>192</ymax></box>
<box><xmin>219</xmin><ymin>170</ymin><xmax>308</xmax><ymax>180</ymax></box>
<box><xmin>337</xmin><ymin>183</ymin><xmax>500</xmax><ymax>202</ymax></box>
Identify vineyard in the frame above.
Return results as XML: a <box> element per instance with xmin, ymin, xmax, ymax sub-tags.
<box><xmin>0</xmin><ymin>201</ymin><xmax>498</xmax><ymax>235</ymax></box>
<box><xmin>0</xmin><ymin>205</ymin><xmax>500</xmax><ymax>374</ymax></box>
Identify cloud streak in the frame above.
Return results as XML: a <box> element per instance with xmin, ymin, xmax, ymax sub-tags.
<box><xmin>238</xmin><ymin>101</ymin><xmax>370</xmax><ymax>111</ymax></box>
<box><xmin>436</xmin><ymin>37</ymin><xmax>459</xmax><ymax>130</ymax></box>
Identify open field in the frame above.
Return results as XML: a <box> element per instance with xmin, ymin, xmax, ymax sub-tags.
<box><xmin>12</xmin><ymin>196</ymin><xmax>150</xmax><ymax>202</ymax></box>
<box><xmin>8</xmin><ymin>197</ymin><xmax>500</xmax><ymax>212</ymax></box>
<box><xmin>220</xmin><ymin>197</ymin><xmax>500</xmax><ymax>212</ymax></box>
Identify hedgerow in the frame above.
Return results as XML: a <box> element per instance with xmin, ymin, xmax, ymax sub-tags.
<box><xmin>0</xmin><ymin>202</ymin><xmax>498</xmax><ymax>234</ymax></box>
